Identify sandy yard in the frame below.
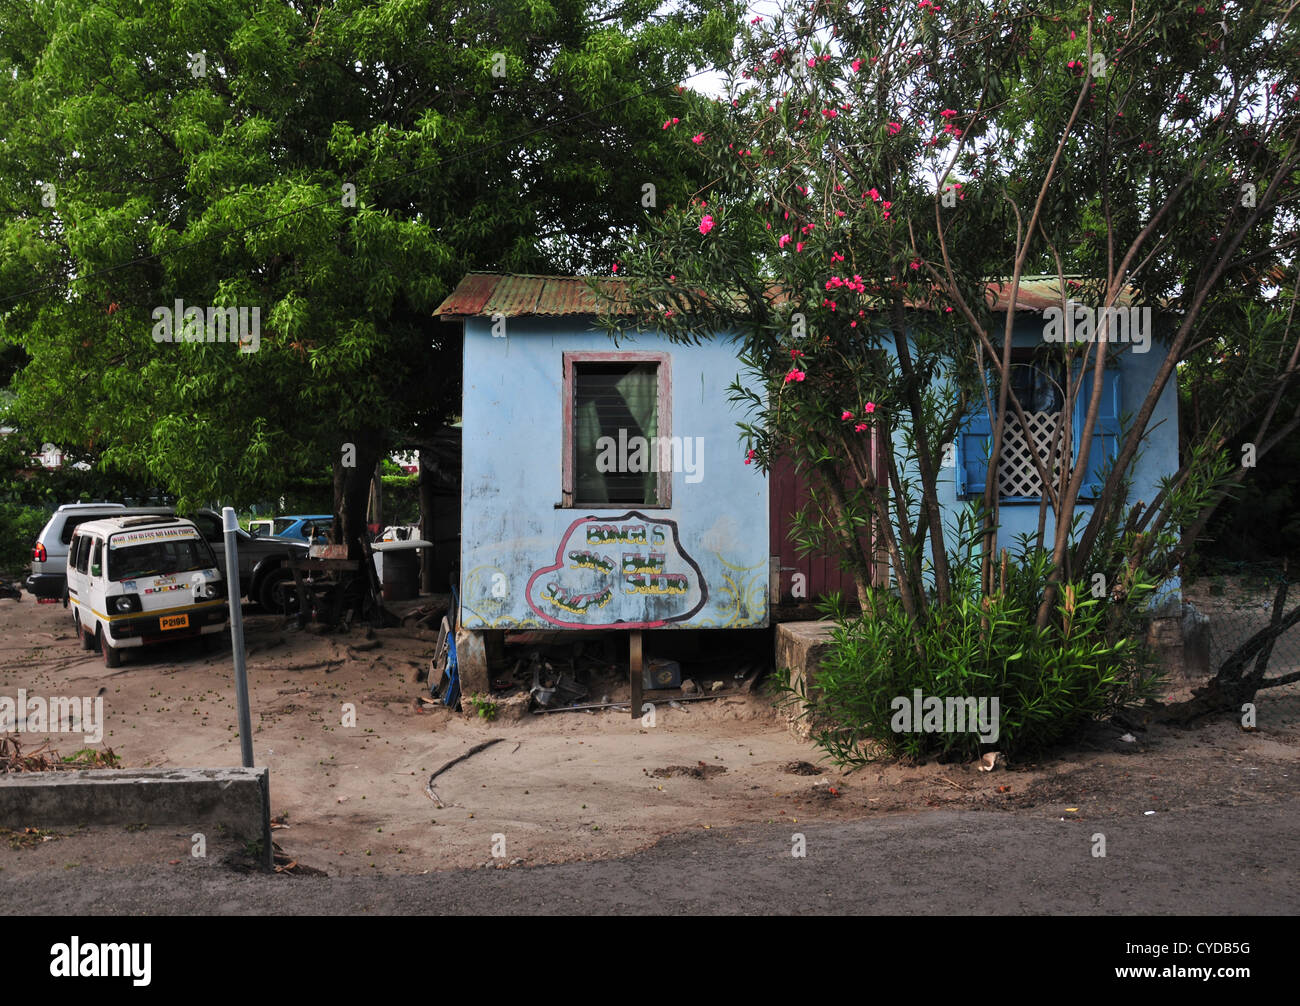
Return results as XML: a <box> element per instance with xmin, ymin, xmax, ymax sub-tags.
<box><xmin>1</xmin><ymin>580</ymin><xmax>1298</xmax><ymax>881</ymax></box>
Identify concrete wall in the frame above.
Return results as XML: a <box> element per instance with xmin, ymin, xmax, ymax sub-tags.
<box><xmin>460</xmin><ymin>316</ymin><xmax>769</xmax><ymax>630</ymax></box>
<box><xmin>0</xmin><ymin>767</ymin><xmax>272</xmax><ymax>865</ymax></box>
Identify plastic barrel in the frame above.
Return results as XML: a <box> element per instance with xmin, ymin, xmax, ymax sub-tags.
<box><xmin>381</xmin><ymin>549</ymin><xmax>420</xmax><ymax>602</ymax></box>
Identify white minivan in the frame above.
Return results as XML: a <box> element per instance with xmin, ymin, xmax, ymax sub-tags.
<box><xmin>67</xmin><ymin>515</ymin><xmax>229</xmax><ymax>667</ymax></box>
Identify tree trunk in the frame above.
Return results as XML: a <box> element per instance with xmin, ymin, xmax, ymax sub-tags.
<box><xmin>419</xmin><ymin>450</ymin><xmax>436</xmax><ymax>594</ymax></box>
<box><xmin>332</xmin><ymin>428</ymin><xmax>385</xmax><ymax>559</ymax></box>
<box><xmin>367</xmin><ymin>461</ymin><xmax>383</xmax><ymax>530</ymax></box>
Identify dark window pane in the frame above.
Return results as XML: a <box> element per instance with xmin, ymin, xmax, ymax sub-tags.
<box><xmin>573</xmin><ymin>363</ymin><xmax>659</xmax><ymax>505</ymax></box>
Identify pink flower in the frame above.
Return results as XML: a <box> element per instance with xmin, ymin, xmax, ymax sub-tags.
<box><xmin>868</xmin><ymin>187</ymin><xmax>881</xmax><ymax>201</ymax></box>
<box><xmin>841</xmin><ymin>410</ymin><xmax>854</xmax><ymax>420</ymax></box>
<box><xmin>744</xmin><ymin>448</ymin><xmax>756</xmax><ymax>465</ymax></box>
<box><xmin>692</xmin><ymin>133</ymin><xmax>706</xmax><ymax>144</ymax></box>
<box><xmin>784</xmin><ymin>369</ymin><xmax>806</xmax><ymax>383</ymax></box>
<box><xmin>662</xmin><ymin>117</ymin><xmax>679</xmax><ymax>129</ymax></box>
<box><xmin>851</xmin><ymin>59</ymin><xmax>862</xmax><ymax>73</ymax></box>
<box><xmin>888</xmin><ymin>122</ymin><xmax>902</xmax><ymax>135</ymax></box>
<box><xmin>699</xmin><ymin>215</ymin><xmax>715</xmax><ymax>235</ymax></box>
<box><xmin>796</xmin><ymin>242</ymin><xmax>804</xmax><ymax>252</ymax></box>
<box><xmin>779</xmin><ymin>234</ymin><xmax>791</xmax><ymax>248</ymax></box>
<box><xmin>612</xmin><ymin>263</ymin><xmax>619</xmax><ymax>273</ymax></box>
<box><xmin>807</xmin><ymin>57</ymin><xmax>817</xmax><ymax>68</ymax></box>
<box><xmin>940</xmin><ymin>109</ymin><xmax>957</xmax><ymax>118</ymax></box>
<box><xmin>664</xmin><ymin>310</ymin><xmax>674</xmax><ymax>317</ymax></box>
<box><xmin>864</xmin><ymin>402</ymin><xmax>876</xmax><ymax>413</ymax></box>
<box><xmin>910</xmin><ymin>259</ymin><xmax>921</xmax><ymax>270</ymax></box>
<box><xmin>854</xmin><ymin>423</ymin><xmax>868</xmax><ymax>432</ymax></box>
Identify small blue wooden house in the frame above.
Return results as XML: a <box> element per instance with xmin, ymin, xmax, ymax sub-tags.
<box><xmin>435</xmin><ymin>273</ymin><xmax>1182</xmax><ymax>639</ymax></box>
<box><xmin>437</xmin><ymin>274</ymin><xmax>771</xmax><ymax>634</ymax></box>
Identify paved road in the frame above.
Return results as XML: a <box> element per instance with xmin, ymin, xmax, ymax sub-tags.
<box><xmin>8</xmin><ymin>802</ymin><xmax>1298</xmax><ymax>914</ymax></box>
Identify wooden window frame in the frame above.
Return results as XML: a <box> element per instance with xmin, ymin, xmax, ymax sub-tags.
<box><xmin>561</xmin><ymin>351</ymin><xmax>672</xmax><ymax>509</ymax></box>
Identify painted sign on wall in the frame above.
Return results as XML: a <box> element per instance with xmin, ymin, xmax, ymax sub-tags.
<box><xmin>525</xmin><ymin>512</ymin><xmax>707</xmax><ymax>629</ymax></box>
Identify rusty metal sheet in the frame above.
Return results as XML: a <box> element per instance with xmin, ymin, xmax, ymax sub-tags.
<box><xmin>433</xmin><ymin>273</ymin><xmax>499</xmax><ymax>317</ymax></box>
<box><xmin>435</xmin><ymin>273</ymin><xmax>630</xmax><ymax>318</ymax></box>
<box><xmin>436</xmin><ymin>273</ymin><xmax>1139</xmax><ymax>319</ymax></box>
<box><xmin>985</xmin><ymin>278</ymin><xmax>1137</xmax><ymax>312</ymax></box>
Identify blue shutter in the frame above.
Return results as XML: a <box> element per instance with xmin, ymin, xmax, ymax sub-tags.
<box><xmin>1072</xmin><ymin>368</ymin><xmax>1121</xmax><ymax>499</ymax></box>
<box><xmin>957</xmin><ymin>383</ymin><xmax>994</xmax><ymax>497</ymax></box>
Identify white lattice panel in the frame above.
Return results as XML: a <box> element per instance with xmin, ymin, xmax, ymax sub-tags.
<box><xmin>998</xmin><ymin>411</ymin><xmax>1064</xmax><ymax>497</ymax></box>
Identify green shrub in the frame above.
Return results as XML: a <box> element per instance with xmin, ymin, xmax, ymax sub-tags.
<box><xmin>781</xmin><ymin>548</ymin><xmax>1163</xmax><ymax>764</ymax></box>
<box><xmin>0</xmin><ymin>503</ymin><xmax>50</xmax><ymax>576</ymax></box>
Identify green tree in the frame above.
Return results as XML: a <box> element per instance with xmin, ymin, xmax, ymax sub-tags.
<box><xmin>0</xmin><ymin>0</ymin><xmax>740</xmax><ymax>551</ymax></box>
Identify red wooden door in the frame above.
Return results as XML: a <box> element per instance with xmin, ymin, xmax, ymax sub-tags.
<box><xmin>768</xmin><ymin>428</ymin><xmax>884</xmax><ymax>605</ymax></box>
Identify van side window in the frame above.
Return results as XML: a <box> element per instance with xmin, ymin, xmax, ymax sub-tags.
<box><xmin>68</xmin><ymin>536</ymin><xmax>81</xmax><ymax>570</ymax></box>
<box><xmin>90</xmin><ymin>539</ymin><xmax>103</xmax><ymax>572</ymax></box>
<box><xmin>74</xmin><ymin>537</ymin><xmax>91</xmax><ymax>574</ymax></box>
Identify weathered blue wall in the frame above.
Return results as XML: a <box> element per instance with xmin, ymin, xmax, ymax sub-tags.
<box><xmin>890</xmin><ymin>314</ymin><xmax>1182</xmax><ymax>600</ymax></box>
<box><xmin>460</xmin><ymin>311</ymin><xmax>1183</xmax><ymax>626</ymax></box>
<box><xmin>459</xmin><ymin>316</ymin><xmax>769</xmax><ymax>630</ymax></box>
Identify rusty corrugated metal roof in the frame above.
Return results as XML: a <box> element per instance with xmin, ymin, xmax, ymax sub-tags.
<box><xmin>435</xmin><ymin>273</ymin><xmax>628</xmax><ymax>318</ymax></box>
<box><xmin>435</xmin><ymin>273</ymin><xmax>1139</xmax><ymax>319</ymax></box>
<box><xmin>985</xmin><ymin>277</ymin><xmax>1138</xmax><ymax>312</ymax></box>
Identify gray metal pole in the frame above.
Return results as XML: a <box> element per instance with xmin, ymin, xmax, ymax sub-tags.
<box><xmin>222</xmin><ymin>507</ymin><xmax>254</xmax><ymax>768</ymax></box>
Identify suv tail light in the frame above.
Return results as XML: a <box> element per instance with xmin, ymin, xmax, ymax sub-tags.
<box><xmin>33</xmin><ymin>543</ymin><xmax>46</xmax><ymax>563</ymax></box>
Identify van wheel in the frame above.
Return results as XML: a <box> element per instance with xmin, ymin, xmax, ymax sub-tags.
<box><xmin>75</xmin><ymin>612</ymin><xmax>95</xmax><ymax>650</ymax></box>
<box><xmin>99</xmin><ymin>628</ymin><xmax>121</xmax><ymax>668</ymax></box>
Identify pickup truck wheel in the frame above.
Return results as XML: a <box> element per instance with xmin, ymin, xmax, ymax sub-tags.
<box><xmin>99</xmin><ymin>627</ymin><xmax>121</xmax><ymax>668</ymax></box>
<box><xmin>259</xmin><ymin>567</ymin><xmax>296</xmax><ymax>613</ymax></box>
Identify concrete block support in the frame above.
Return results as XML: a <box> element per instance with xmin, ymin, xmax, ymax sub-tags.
<box><xmin>454</xmin><ymin>626</ymin><xmax>494</xmax><ymax>708</ymax></box>
<box><xmin>775</xmin><ymin>620</ymin><xmax>838</xmax><ymax>740</ymax></box>
<box><xmin>0</xmin><ymin>767</ymin><xmax>272</xmax><ymax>868</ymax></box>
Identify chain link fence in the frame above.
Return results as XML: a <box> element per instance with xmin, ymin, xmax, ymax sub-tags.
<box><xmin>1185</xmin><ymin>561</ymin><xmax>1300</xmax><ymax>682</ymax></box>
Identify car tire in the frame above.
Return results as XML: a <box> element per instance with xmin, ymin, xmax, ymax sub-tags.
<box><xmin>74</xmin><ymin>612</ymin><xmax>96</xmax><ymax>650</ymax></box>
<box><xmin>99</xmin><ymin>627</ymin><xmax>121</xmax><ymax>668</ymax></box>
<box><xmin>259</xmin><ymin>567</ymin><xmax>296</xmax><ymax>612</ymax></box>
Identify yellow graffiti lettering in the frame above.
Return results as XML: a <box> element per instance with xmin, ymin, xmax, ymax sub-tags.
<box><xmin>567</xmin><ymin>549</ymin><xmax>615</xmax><ymax>574</ymax></box>
<box><xmin>545</xmin><ymin>581</ymin><xmax>614</xmax><ymax>614</ymax></box>
<box><xmin>621</xmin><ymin>551</ymin><xmax>666</xmax><ymax>575</ymax></box>
<box><xmin>585</xmin><ymin>523</ymin><xmax>648</xmax><ymax>545</ymax></box>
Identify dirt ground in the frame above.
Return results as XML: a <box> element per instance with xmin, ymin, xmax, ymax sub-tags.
<box><xmin>1</xmin><ymin>582</ymin><xmax>1298</xmax><ymax>883</ymax></box>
